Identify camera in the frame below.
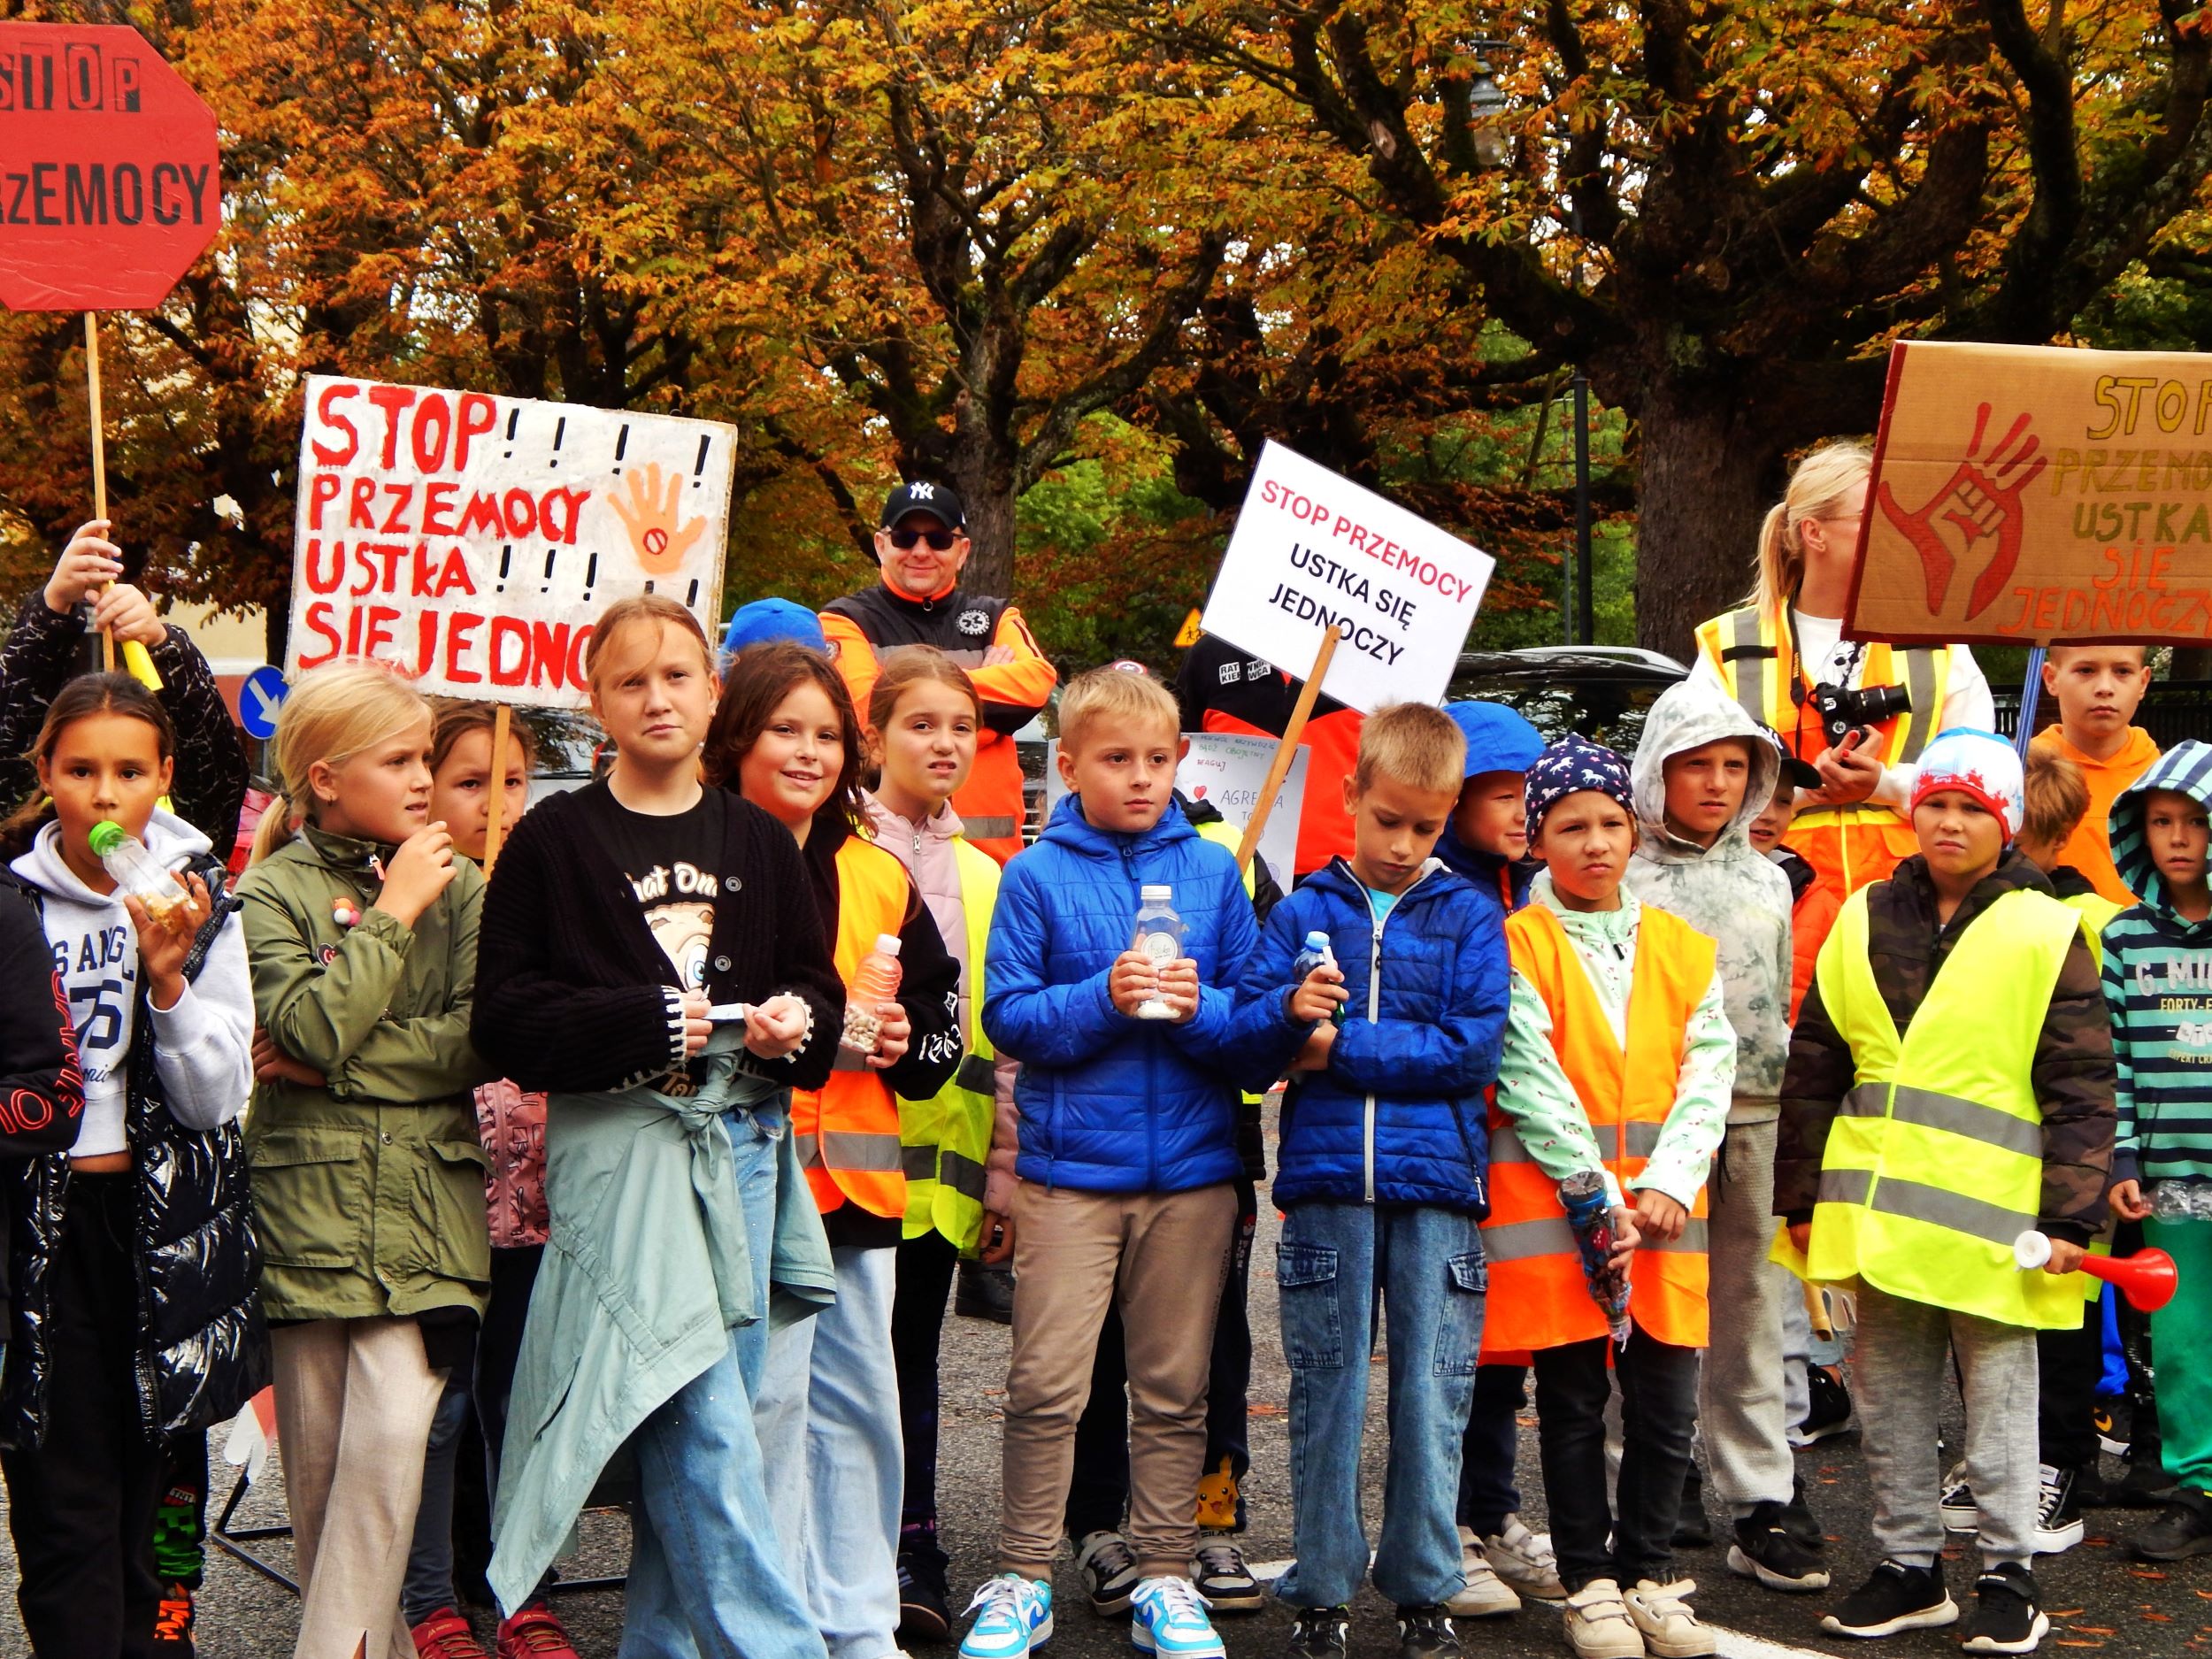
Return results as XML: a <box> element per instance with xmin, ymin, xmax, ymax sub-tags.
<box><xmin>1809</xmin><ymin>680</ymin><xmax>1910</xmax><ymax>749</ymax></box>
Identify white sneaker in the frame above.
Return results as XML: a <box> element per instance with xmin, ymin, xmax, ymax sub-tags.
<box><xmin>1624</xmin><ymin>1578</ymin><xmax>1713</xmax><ymax>1659</ymax></box>
<box><xmin>1448</xmin><ymin>1525</ymin><xmax>1521</xmax><ymax>1617</ymax></box>
<box><xmin>1484</xmin><ymin>1515</ymin><xmax>1565</xmax><ymax>1602</ymax></box>
<box><xmin>1561</xmin><ymin>1579</ymin><xmax>1643</xmax><ymax>1659</ymax></box>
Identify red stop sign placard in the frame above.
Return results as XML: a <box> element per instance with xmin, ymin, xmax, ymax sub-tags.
<box><xmin>0</xmin><ymin>23</ymin><xmax>218</xmax><ymax>311</ymax></box>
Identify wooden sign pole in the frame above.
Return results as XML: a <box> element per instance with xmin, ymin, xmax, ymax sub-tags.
<box><xmin>1235</xmin><ymin>626</ymin><xmax>1340</xmax><ymax>872</ymax></box>
<box><xmin>482</xmin><ymin>703</ymin><xmax>512</xmax><ymax>872</ymax></box>
<box><xmin>85</xmin><ymin>312</ymin><xmax>112</xmax><ymax>672</ymax></box>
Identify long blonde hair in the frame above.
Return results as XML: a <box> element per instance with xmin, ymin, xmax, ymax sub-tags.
<box><xmin>1749</xmin><ymin>441</ymin><xmax>1873</xmax><ymax>613</ymax></box>
<box><xmin>250</xmin><ymin>661</ymin><xmax>434</xmax><ymax>863</ymax></box>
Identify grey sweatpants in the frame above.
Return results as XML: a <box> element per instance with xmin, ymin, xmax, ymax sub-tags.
<box><xmin>1699</xmin><ymin>1115</ymin><xmax>1794</xmax><ymax>1517</ymax></box>
<box><xmin>1855</xmin><ymin>1283</ymin><xmax>2039</xmax><ymax>1570</ymax></box>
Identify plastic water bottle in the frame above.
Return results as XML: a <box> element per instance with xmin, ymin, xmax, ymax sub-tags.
<box><xmin>2149</xmin><ymin>1179</ymin><xmax>2212</xmax><ymax>1221</ymax></box>
<box><xmin>840</xmin><ymin>933</ymin><xmax>903</xmax><ymax>1055</ymax></box>
<box><xmin>88</xmin><ymin>820</ymin><xmax>191</xmax><ymax>929</ymax></box>
<box><xmin>1291</xmin><ymin>930</ymin><xmax>1344</xmax><ymax>1025</ymax></box>
<box><xmin>1131</xmin><ymin>885</ymin><xmax>1184</xmax><ymax>1021</ymax></box>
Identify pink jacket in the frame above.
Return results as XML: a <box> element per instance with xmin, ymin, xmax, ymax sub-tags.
<box><xmin>475</xmin><ymin>1078</ymin><xmax>549</xmax><ymax>1249</ymax></box>
<box><xmin>863</xmin><ymin>792</ymin><xmax>1021</xmax><ymax>1216</ymax></box>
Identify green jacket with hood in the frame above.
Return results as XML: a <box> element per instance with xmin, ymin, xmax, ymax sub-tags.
<box><xmin>235</xmin><ymin>824</ymin><xmax>493</xmax><ymax>1323</ymax></box>
<box><xmin>1625</xmin><ymin>680</ymin><xmax>1794</xmax><ymax>1118</ymax></box>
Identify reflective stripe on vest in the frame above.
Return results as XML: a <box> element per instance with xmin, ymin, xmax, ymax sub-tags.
<box><xmin>1480</xmin><ymin>902</ymin><xmax>1717</xmax><ymax>1353</ymax></box>
<box><xmin>1801</xmin><ymin>884</ymin><xmax>2088</xmax><ymax>1328</ymax></box>
<box><xmin>897</xmin><ymin>834</ymin><xmax>1002</xmax><ymax>1248</ymax></box>
<box><xmin>791</xmin><ymin>838</ymin><xmax>915</xmax><ymax>1218</ymax></box>
<box><xmin>1694</xmin><ymin>605</ymin><xmax>1948</xmax><ymax>827</ymax></box>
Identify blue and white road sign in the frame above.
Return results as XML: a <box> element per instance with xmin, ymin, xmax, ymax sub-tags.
<box><xmin>240</xmin><ymin>665</ymin><xmax>288</xmax><ymax>741</ymax></box>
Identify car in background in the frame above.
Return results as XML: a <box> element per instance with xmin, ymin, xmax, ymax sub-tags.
<box><xmin>1447</xmin><ymin>645</ymin><xmax>1689</xmax><ymax>752</ymax></box>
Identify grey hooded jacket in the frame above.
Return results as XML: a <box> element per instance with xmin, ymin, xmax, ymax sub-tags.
<box><xmin>1626</xmin><ymin>680</ymin><xmax>1794</xmax><ymax>1119</ymax></box>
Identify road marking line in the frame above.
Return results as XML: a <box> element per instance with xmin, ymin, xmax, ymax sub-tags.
<box><xmin>1243</xmin><ymin>1559</ymin><xmax>1837</xmax><ymax>1659</ymax></box>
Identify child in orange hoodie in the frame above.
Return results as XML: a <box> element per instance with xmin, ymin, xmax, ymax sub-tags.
<box><xmin>2031</xmin><ymin>644</ymin><xmax>2160</xmax><ymax>905</ymax></box>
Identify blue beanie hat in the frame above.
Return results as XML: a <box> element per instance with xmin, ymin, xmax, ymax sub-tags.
<box><xmin>1445</xmin><ymin>701</ymin><xmax>1547</xmax><ymax>780</ymax></box>
<box><xmin>723</xmin><ymin>598</ymin><xmax>826</xmax><ymax>657</ymax></box>
<box><xmin>1524</xmin><ymin>734</ymin><xmax>1635</xmax><ymax>837</ymax></box>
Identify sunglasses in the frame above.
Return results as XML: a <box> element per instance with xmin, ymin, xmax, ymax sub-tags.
<box><xmin>887</xmin><ymin>526</ymin><xmax>958</xmax><ymax>551</ymax></box>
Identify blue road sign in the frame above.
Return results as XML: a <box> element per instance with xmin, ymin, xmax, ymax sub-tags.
<box><xmin>240</xmin><ymin>665</ymin><xmax>288</xmax><ymax>741</ymax></box>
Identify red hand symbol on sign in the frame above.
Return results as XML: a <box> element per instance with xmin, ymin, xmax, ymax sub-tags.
<box><xmin>609</xmin><ymin>463</ymin><xmax>707</xmax><ymax>577</ymax></box>
<box><xmin>1875</xmin><ymin>403</ymin><xmax>2049</xmax><ymax>623</ymax></box>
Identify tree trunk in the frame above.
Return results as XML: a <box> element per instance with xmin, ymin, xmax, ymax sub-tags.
<box><xmin>1632</xmin><ymin>384</ymin><xmax>1792</xmax><ymax>661</ymax></box>
<box><xmin>947</xmin><ymin>439</ymin><xmax>1020</xmax><ymax>599</ymax></box>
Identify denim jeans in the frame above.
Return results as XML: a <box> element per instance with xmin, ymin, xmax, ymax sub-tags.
<box><xmin>1532</xmin><ymin>1328</ymin><xmax>1700</xmax><ymax>1593</ymax></box>
<box><xmin>618</xmin><ymin>1100</ymin><xmax>825</xmax><ymax>1659</ymax></box>
<box><xmin>757</xmin><ymin>1241</ymin><xmax>902</xmax><ymax>1659</ymax></box>
<box><xmin>1456</xmin><ymin>1363</ymin><xmax>1527</xmax><ymax>1535</ymax></box>
<box><xmin>401</xmin><ymin>1373</ymin><xmax>473</xmax><ymax>1623</ymax></box>
<box><xmin>1275</xmin><ymin>1202</ymin><xmax>1486</xmax><ymax>1610</ymax></box>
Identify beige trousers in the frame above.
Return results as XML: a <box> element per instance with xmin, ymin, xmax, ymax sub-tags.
<box><xmin>271</xmin><ymin>1317</ymin><xmax>448</xmax><ymax>1659</ymax></box>
<box><xmin>1001</xmin><ymin>1182</ymin><xmax>1235</xmax><ymax>1579</ymax></box>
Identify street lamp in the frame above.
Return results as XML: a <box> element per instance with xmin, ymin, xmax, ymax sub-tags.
<box><xmin>1466</xmin><ymin>42</ymin><xmax>1514</xmax><ymax>168</ymax></box>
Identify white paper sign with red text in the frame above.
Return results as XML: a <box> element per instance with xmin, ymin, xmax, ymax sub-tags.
<box><xmin>287</xmin><ymin>374</ymin><xmax>736</xmax><ymax>705</ymax></box>
<box><xmin>1199</xmin><ymin>440</ymin><xmax>1494</xmax><ymax>713</ymax></box>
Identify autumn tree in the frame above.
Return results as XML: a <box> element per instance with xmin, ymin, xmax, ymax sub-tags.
<box><xmin>1142</xmin><ymin>0</ymin><xmax>2212</xmax><ymax>652</ymax></box>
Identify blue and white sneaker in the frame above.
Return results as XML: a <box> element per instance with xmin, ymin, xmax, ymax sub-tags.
<box><xmin>1129</xmin><ymin>1576</ymin><xmax>1225</xmax><ymax>1659</ymax></box>
<box><xmin>961</xmin><ymin>1573</ymin><xmax>1054</xmax><ymax>1659</ymax></box>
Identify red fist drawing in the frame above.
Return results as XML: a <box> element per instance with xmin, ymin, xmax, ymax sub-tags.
<box><xmin>1876</xmin><ymin>403</ymin><xmax>2048</xmax><ymax>623</ymax></box>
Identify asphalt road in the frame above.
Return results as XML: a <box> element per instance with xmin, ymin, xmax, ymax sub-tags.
<box><xmin>1</xmin><ymin>1166</ymin><xmax>2205</xmax><ymax>1657</ymax></box>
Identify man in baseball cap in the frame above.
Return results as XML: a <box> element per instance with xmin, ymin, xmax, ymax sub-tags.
<box><xmin>818</xmin><ymin>480</ymin><xmax>1057</xmax><ymax>863</ymax></box>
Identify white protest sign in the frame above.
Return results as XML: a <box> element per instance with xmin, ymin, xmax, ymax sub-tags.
<box><xmin>1044</xmin><ymin>733</ymin><xmax>1309</xmax><ymax>883</ymax></box>
<box><xmin>1200</xmin><ymin>440</ymin><xmax>1494</xmax><ymax>714</ymax></box>
<box><xmin>286</xmin><ymin>374</ymin><xmax>737</xmax><ymax>706</ymax></box>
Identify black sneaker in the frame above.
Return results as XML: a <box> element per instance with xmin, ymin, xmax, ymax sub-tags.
<box><xmin>2116</xmin><ymin>1458</ymin><xmax>2177</xmax><ymax>1509</ymax></box>
<box><xmin>1074</xmin><ymin>1529</ymin><xmax>1141</xmax><ymax>1616</ymax></box>
<box><xmin>1394</xmin><ymin>1606</ymin><xmax>1463</xmax><ymax>1659</ymax></box>
<box><xmin>2093</xmin><ymin>1394</ymin><xmax>2131</xmax><ymax>1458</ymax></box>
<box><xmin>955</xmin><ymin>1259</ymin><xmax>1015</xmax><ymax>1325</ymax></box>
<box><xmin>1725</xmin><ymin>1502</ymin><xmax>1830</xmax><ymax>1592</ymax></box>
<box><xmin>1820</xmin><ymin>1560</ymin><xmax>1957</xmax><ymax>1639</ymax></box>
<box><xmin>2034</xmin><ymin>1464</ymin><xmax>2085</xmax><ymax>1554</ymax></box>
<box><xmin>2130</xmin><ymin>1494</ymin><xmax>2212</xmax><ymax>1560</ymax></box>
<box><xmin>1797</xmin><ymin>1365</ymin><xmax>1854</xmax><ymax>1443</ymax></box>
<box><xmin>1780</xmin><ymin>1472</ymin><xmax>1823</xmax><ymax>1550</ymax></box>
<box><xmin>1962</xmin><ymin>1562</ymin><xmax>2047</xmax><ymax>1655</ymax></box>
<box><xmin>898</xmin><ymin>1549</ymin><xmax>953</xmax><ymax>1643</ymax></box>
<box><xmin>1672</xmin><ymin>1464</ymin><xmax>1713</xmax><ymax>1548</ymax></box>
<box><xmin>151</xmin><ymin>1583</ymin><xmax>196</xmax><ymax>1658</ymax></box>
<box><xmin>1284</xmin><ymin>1606</ymin><xmax>1349</xmax><ymax>1659</ymax></box>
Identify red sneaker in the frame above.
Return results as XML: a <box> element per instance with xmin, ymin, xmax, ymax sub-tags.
<box><xmin>411</xmin><ymin>1609</ymin><xmax>492</xmax><ymax>1659</ymax></box>
<box><xmin>496</xmin><ymin>1602</ymin><xmax>581</xmax><ymax>1659</ymax></box>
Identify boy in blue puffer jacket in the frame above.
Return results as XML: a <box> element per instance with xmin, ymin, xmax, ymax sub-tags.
<box><xmin>969</xmin><ymin>666</ymin><xmax>1262</xmax><ymax>1659</ymax></box>
<box><xmin>1233</xmin><ymin>702</ymin><xmax>1510</xmax><ymax>1659</ymax></box>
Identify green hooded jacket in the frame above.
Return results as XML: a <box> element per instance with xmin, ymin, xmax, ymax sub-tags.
<box><xmin>235</xmin><ymin>825</ymin><xmax>493</xmax><ymax>1323</ymax></box>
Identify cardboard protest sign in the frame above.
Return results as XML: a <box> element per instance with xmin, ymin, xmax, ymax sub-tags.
<box><xmin>0</xmin><ymin>22</ymin><xmax>219</xmax><ymax>311</ymax></box>
<box><xmin>1199</xmin><ymin>441</ymin><xmax>1494</xmax><ymax>714</ymax></box>
<box><xmin>1045</xmin><ymin>732</ymin><xmax>1309</xmax><ymax>882</ymax></box>
<box><xmin>1853</xmin><ymin>340</ymin><xmax>2212</xmax><ymax>646</ymax></box>
<box><xmin>287</xmin><ymin>376</ymin><xmax>736</xmax><ymax>706</ymax></box>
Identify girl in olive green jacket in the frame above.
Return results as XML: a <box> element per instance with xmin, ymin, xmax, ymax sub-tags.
<box><xmin>237</xmin><ymin>660</ymin><xmax>490</xmax><ymax>1659</ymax></box>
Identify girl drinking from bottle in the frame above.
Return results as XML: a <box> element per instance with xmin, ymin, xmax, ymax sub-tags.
<box><xmin>711</xmin><ymin>638</ymin><xmax>961</xmax><ymax>1659</ymax></box>
<box><xmin>860</xmin><ymin>645</ymin><xmax>1021</xmax><ymax>1638</ymax></box>
<box><xmin>0</xmin><ymin>672</ymin><xmax>257</xmax><ymax>1659</ymax></box>
<box><xmin>239</xmin><ymin>660</ymin><xmax>490</xmax><ymax>1659</ymax></box>
<box><xmin>472</xmin><ymin>595</ymin><xmax>841</xmax><ymax>1657</ymax></box>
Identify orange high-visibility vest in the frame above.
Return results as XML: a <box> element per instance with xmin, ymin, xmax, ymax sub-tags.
<box><xmin>792</xmin><ymin>837</ymin><xmax>915</xmax><ymax>1218</ymax></box>
<box><xmin>1481</xmin><ymin>902</ymin><xmax>1717</xmax><ymax>1353</ymax></box>
<box><xmin>1694</xmin><ymin>603</ymin><xmax>1951</xmax><ymax>903</ymax></box>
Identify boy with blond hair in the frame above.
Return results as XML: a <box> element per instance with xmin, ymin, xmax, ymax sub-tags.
<box><xmin>970</xmin><ymin>667</ymin><xmax>1262</xmax><ymax>1659</ymax></box>
<box><xmin>1233</xmin><ymin>703</ymin><xmax>1509</xmax><ymax>1659</ymax></box>
<box><xmin>2031</xmin><ymin>645</ymin><xmax>2160</xmax><ymax>903</ymax></box>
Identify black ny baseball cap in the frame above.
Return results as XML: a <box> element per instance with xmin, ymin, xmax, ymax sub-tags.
<box><xmin>880</xmin><ymin>480</ymin><xmax>966</xmax><ymax>529</ymax></box>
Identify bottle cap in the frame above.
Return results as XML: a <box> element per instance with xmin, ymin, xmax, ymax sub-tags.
<box><xmin>1304</xmin><ymin>930</ymin><xmax>1330</xmax><ymax>949</ymax></box>
<box><xmin>875</xmin><ymin>933</ymin><xmax>902</xmax><ymax>956</ymax></box>
<box><xmin>88</xmin><ymin>820</ymin><xmax>127</xmax><ymax>856</ymax></box>
<box><xmin>1140</xmin><ymin>884</ymin><xmax>1171</xmax><ymax>902</ymax></box>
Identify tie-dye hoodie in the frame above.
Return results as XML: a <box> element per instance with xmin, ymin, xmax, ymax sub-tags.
<box><xmin>2102</xmin><ymin>740</ymin><xmax>2212</xmax><ymax>1187</ymax></box>
<box><xmin>1625</xmin><ymin>680</ymin><xmax>1794</xmax><ymax>1120</ymax></box>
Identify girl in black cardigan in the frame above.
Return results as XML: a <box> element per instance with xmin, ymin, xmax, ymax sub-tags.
<box><xmin>472</xmin><ymin>595</ymin><xmax>841</xmax><ymax>1658</ymax></box>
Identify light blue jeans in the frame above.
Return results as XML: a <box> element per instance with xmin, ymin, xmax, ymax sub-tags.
<box><xmin>618</xmin><ymin>1101</ymin><xmax>826</xmax><ymax>1659</ymax></box>
<box><xmin>757</xmin><ymin>1241</ymin><xmax>902</xmax><ymax>1659</ymax></box>
<box><xmin>1275</xmin><ymin>1202</ymin><xmax>1486</xmax><ymax>1610</ymax></box>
